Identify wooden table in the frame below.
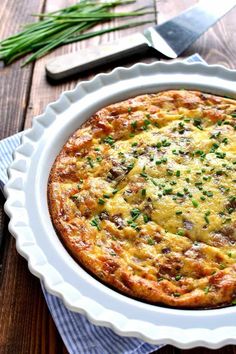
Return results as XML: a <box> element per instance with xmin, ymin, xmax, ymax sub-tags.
<box><xmin>0</xmin><ymin>0</ymin><xmax>236</xmax><ymax>353</ymax></box>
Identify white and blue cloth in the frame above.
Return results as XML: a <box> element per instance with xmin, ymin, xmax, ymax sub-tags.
<box><xmin>0</xmin><ymin>54</ymin><xmax>205</xmax><ymax>354</ymax></box>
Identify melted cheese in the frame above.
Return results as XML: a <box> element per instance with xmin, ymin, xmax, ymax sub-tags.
<box><xmin>48</xmin><ymin>90</ymin><xmax>236</xmax><ymax>308</ymax></box>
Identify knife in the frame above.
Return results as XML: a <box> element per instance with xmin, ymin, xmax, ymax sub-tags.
<box><xmin>46</xmin><ymin>0</ymin><xmax>236</xmax><ymax>80</ymax></box>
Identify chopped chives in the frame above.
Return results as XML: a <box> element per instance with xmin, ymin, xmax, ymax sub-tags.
<box><xmin>141</xmin><ymin>189</ymin><xmax>146</xmax><ymax>196</ymax></box>
<box><xmin>191</xmin><ymin>199</ymin><xmax>199</xmax><ymax>208</ymax></box>
<box><xmin>98</xmin><ymin>198</ymin><xmax>105</xmax><ymax>205</ymax></box>
<box><xmin>176</xmin><ymin>170</ymin><xmax>180</xmax><ymax>177</ymax></box>
<box><xmin>176</xmin><ymin>210</ymin><xmax>182</xmax><ymax>215</ymax></box>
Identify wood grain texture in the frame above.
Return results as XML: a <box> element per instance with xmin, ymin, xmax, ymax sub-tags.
<box><xmin>157</xmin><ymin>0</ymin><xmax>236</xmax><ymax>68</ymax></box>
<box><xmin>0</xmin><ymin>0</ymin><xmax>45</xmax><ymax>139</ymax></box>
<box><xmin>0</xmin><ymin>0</ymin><xmax>236</xmax><ymax>353</ymax></box>
<box><xmin>24</xmin><ymin>0</ymin><xmax>156</xmax><ymax>128</ymax></box>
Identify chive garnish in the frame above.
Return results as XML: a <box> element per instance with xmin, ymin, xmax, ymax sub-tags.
<box><xmin>131</xmin><ymin>142</ymin><xmax>138</xmax><ymax>147</ymax></box>
<box><xmin>130</xmin><ymin>208</ymin><xmax>141</xmax><ymax>221</ymax></box>
<box><xmin>204</xmin><ymin>210</ymin><xmax>210</xmax><ymax>224</ymax></box>
<box><xmin>191</xmin><ymin>199</ymin><xmax>199</xmax><ymax>208</ymax></box>
<box><xmin>173</xmin><ymin>292</ymin><xmax>181</xmax><ymax>297</ymax></box>
<box><xmin>103</xmin><ymin>135</ymin><xmax>115</xmax><ymax>146</ymax></box>
<box><xmin>147</xmin><ymin>238</ymin><xmax>155</xmax><ymax>245</ymax></box>
<box><xmin>90</xmin><ymin>217</ymin><xmax>101</xmax><ymax>231</ymax></box>
<box><xmin>98</xmin><ymin>198</ymin><xmax>105</xmax><ymax>205</ymax></box>
<box><xmin>150</xmin><ymin>178</ymin><xmax>158</xmax><ymax>186</ymax></box>
<box><xmin>87</xmin><ymin>156</ymin><xmax>94</xmax><ymax>168</ymax></box>
<box><xmin>176</xmin><ymin>210</ymin><xmax>182</xmax><ymax>215</ymax></box>
<box><xmin>141</xmin><ymin>189</ymin><xmax>146</xmax><ymax>196</ymax></box>
<box><xmin>143</xmin><ymin>214</ymin><xmax>149</xmax><ymax>223</ymax></box>
<box><xmin>176</xmin><ymin>170</ymin><xmax>180</xmax><ymax>177</ymax></box>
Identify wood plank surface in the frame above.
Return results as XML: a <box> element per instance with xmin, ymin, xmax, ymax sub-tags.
<box><xmin>0</xmin><ymin>0</ymin><xmax>236</xmax><ymax>353</ymax></box>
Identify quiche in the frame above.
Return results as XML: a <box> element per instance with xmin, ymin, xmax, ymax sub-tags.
<box><xmin>48</xmin><ymin>90</ymin><xmax>236</xmax><ymax>308</ymax></box>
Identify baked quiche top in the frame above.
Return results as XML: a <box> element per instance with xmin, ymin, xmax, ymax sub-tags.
<box><xmin>48</xmin><ymin>90</ymin><xmax>236</xmax><ymax>308</ymax></box>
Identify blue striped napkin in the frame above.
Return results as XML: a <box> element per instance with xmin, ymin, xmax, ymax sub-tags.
<box><xmin>0</xmin><ymin>54</ymin><xmax>205</xmax><ymax>354</ymax></box>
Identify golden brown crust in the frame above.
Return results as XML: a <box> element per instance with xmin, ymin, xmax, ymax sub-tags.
<box><xmin>48</xmin><ymin>90</ymin><xmax>236</xmax><ymax>308</ymax></box>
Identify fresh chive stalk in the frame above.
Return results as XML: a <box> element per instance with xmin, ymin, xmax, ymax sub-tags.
<box><xmin>0</xmin><ymin>0</ymin><xmax>154</xmax><ymax>66</ymax></box>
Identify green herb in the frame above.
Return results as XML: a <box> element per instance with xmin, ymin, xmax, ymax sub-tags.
<box><xmin>173</xmin><ymin>292</ymin><xmax>181</xmax><ymax>297</ymax></box>
<box><xmin>87</xmin><ymin>156</ymin><xmax>94</xmax><ymax>168</ymax></box>
<box><xmin>177</xmin><ymin>229</ymin><xmax>184</xmax><ymax>236</ymax></box>
<box><xmin>163</xmin><ymin>188</ymin><xmax>173</xmax><ymax>195</ymax></box>
<box><xmin>112</xmin><ymin>189</ymin><xmax>118</xmax><ymax>194</ymax></box>
<box><xmin>176</xmin><ymin>170</ymin><xmax>180</xmax><ymax>177</ymax></box>
<box><xmin>176</xmin><ymin>192</ymin><xmax>184</xmax><ymax>198</ymax></box>
<box><xmin>98</xmin><ymin>198</ymin><xmax>105</xmax><ymax>205</ymax></box>
<box><xmin>222</xmin><ymin>137</ymin><xmax>228</xmax><ymax>145</ymax></box>
<box><xmin>206</xmin><ymin>191</ymin><xmax>213</xmax><ymax>197</ymax></box>
<box><xmin>0</xmin><ymin>0</ymin><xmax>153</xmax><ymax>65</ymax></box>
<box><xmin>131</xmin><ymin>142</ymin><xmax>138</xmax><ymax>147</ymax></box>
<box><xmin>215</xmin><ymin>151</ymin><xmax>226</xmax><ymax>159</ymax></box>
<box><xmin>176</xmin><ymin>210</ymin><xmax>182</xmax><ymax>215</ymax></box>
<box><xmin>232</xmin><ymin>299</ymin><xmax>236</xmax><ymax>305</ymax></box>
<box><xmin>131</xmin><ymin>120</ymin><xmax>137</xmax><ymax>129</ymax></box>
<box><xmin>127</xmin><ymin>106</ymin><xmax>132</xmax><ymax>113</ymax></box>
<box><xmin>175</xmin><ymin>275</ymin><xmax>182</xmax><ymax>281</ymax></box>
<box><xmin>162</xmin><ymin>139</ymin><xmax>171</xmax><ymax>147</ymax></box>
<box><xmin>193</xmin><ymin>118</ymin><xmax>203</xmax><ymax>130</ymax></box>
<box><xmin>219</xmin><ymin>263</ymin><xmax>226</xmax><ymax>270</ymax></box>
<box><xmin>90</xmin><ymin>217</ymin><xmax>101</xmax><ymax>231</ymax></box>
<box><xmin>150</xmin><ymin>178</ymin><xmax>158</xmax><ymax>186</ymax></box>
<box><xmin>130</xmin><ymin>208</ymin><xmax>141</xmax><ymax>220</ymax></box>
<box><xmin>170</xmin><ymin>181</ymin><xmax>177</xmax><ymax>185</ymax></box>
<box><xmin>147</xmin><ymin>238</ymin><xmax>155</xmax><ymax>245</ymax></box>
<box><xmin>143</xmin><ymin>119</ymin><xmax>151</xmax><ymax>129</ymax></box>
<box><xmin>127</xmin><ymin>161</ymin><xmax>135</xmax><ymax>171</ymax></box>
<box><xmin>70</xmin><ymin>194</ymin><xmax>78</xmax><ymax>200</ymax></box>
<box><xmin>155</xmin><ymin>160</ymin><xmax>162</xmax><ymax>165</ymax></box>
<box><xmin>141</xmin><ymin>189</ymin><xmax>146</xmax><ymax>196</ymax></box>
<box><xmin>166</xmin><ymin>169</ymin><xmax>173</xmax><ymax>176</ymax></box>
<box><xmin>143</xmin><ymin>214</ymin><xmax>149</xmax><ymax>223</ymax></box>
<box><xmin>140</xmin><ymin>172</ymin><xmax>148</xmax><ymax>178</ymax></box>
<box><xmin>204</xmin><ymin>210</ymin><xmax>210</xmax><ymax>224</ymax></box>
<box><xmin>204</xmin><ymin>286</ymin><xmax>210</xmax><ymax>294</ymax></box>
<box><xmin>103</xmin><ymin>135</ymin><xmax>115</xmax><ymax>146</ymax></box>
<box><xmin>172</xmin><ymin>149</ymin><xmax>178</xmax><ymax>155</ymax></box>
<box><xmin>191</xmin><ymin>199</ymin><xmax>199</xmax><ymax>208</ymax></box>
<box><xmin>103</xmin><ymin>193</ymin><xmax>110</xmax><ymax>198</ymax></box>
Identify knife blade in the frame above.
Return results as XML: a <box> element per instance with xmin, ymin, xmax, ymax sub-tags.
<box><xmin>46</xmin><ymin>0</ymin><xmax>236</xmax><ymax>80</ymax></box>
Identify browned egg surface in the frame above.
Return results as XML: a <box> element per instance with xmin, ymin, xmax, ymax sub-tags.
<box><xmin>48</xmin><ymin>90</ymin><xmax>236</xmax><ymax>308</ymax></box>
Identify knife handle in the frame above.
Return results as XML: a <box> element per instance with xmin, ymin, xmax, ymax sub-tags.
<box><xmin>46</xmin><ymin>33</ymin><xmax>150</xmax><ymax>80</ymax></box>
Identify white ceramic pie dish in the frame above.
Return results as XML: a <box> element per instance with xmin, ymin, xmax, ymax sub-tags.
<box><xmin>4</xmin><ymin>62</ymin><xmax>236</xmax><ymax>349</ymax></box>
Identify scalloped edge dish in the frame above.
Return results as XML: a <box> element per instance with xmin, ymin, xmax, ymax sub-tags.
<box><xmin>4</xmin><ymin>62</ymin><xmax>236</xmax><ymax>349</ymax></box>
